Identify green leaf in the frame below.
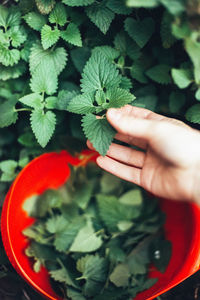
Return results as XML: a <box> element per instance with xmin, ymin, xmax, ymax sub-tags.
<box><xmin>9</xmin><ymin>26</ymin><xmax>27</xmax><ymax>48</ymax></box>
<box><xmin>146</xmin><ymin>64</ymin><xmax>172</xmax><ymax>85</ymax></box>
<box><xmin>69</xmin><ymin>219</ymin><xmax>103</xmax><ymax>252</ymax></box>
<box><xmin>45</xmin><ymin>96</ymin><xmax>58</xmax><ymax>109</ymax></box>
<box><xmin>86</xmin><ymin>3</ymin><xmax>115</xmax><ymax>34</ymax></box>
<box><xmin>0</xmin><ymin>100</ymin><xmax>18</xmax><ymax>128</ymax></box>
<box><xmin>30</xmin><ymin>63</ymin><xmax>58</xmax><ymax>95</ymax></box>
<box><xmin>185</xmin><ymin>38</ymin><xmax>200</xmax><ymax>84</ymax></box>
<box><xmin>61</xmin><ymin>23</ymin><xmax>82</xmax><ymax>47</ymax></box>
<box><xmin>120</xmin><ymin>76</ymin><xmax>133</xmax><ymax>90</ymax></box>
<box><xmin>107</xmin><ymin>0</ymin><xmax>133</xmax><ymax>15</ymax></box>
<box><xmin>160</xmin><ymin>11</ymin><xmax>176</xmax><ymax>49</ymax></box>
<box><xmin>19</xmin><ymin>93</ymin><xmax>43</xmax><ymax>109</ymax></box>
<box><xmin>81</xmin><ymin>51</ymin><xmax>120</xmax><ymax>94</ymax></box>
<box><xmin>185</xmin><ymin>104</ymin><xmax>200</xmax><ymax>124</ymax></box>
<box><xmin>67</xmin><ymin>94</ymin><xmax>96</xmax><ymax>114</ymax></box>
<box><xmin>24</xmin><ymin>12</ymin><xmax>47</xmax><ymax>31</ymax></box>
<box><xmin>126</xmin><ymin>0</ymin><xmax>159</xmax><ymax>7</ymax></box>
<box><xmin>41</xmin><ymin>24</ymin><xmax>60</xmax><ymax>50</ymax></box>
<box><xmin>160</xmin><ymin>0</ymin><xmax>185</xmax><ymax>15</ymax></box>
<box><xmin>67</xmin><ymin>288</ymin><xmax>86</xmax><ymax>300</ymax></box>
<box><xmin>106</xmin><ymin>88</ymin><xmax>135</xmax><ymax>108</ymax></box>
<box><xmin>169</xmin><ymin>91</ymin><xmax>186</xmax><ymax>113</ymax></box>
<box><xmin>124</xmin><ymin>17</ymin><xmax>155</xmax><ymax>48</ymax></box>
<box><xmin>195</xmin><ymin>88</ymin><xmax>200</xmax><ymax>101</ymax></box>
<box><xmin>0</xmin><ymin>5</ymin><xmax>9</xmax><ymax>28</ymax></box>
<box><xmin>49</xmin><ymin>3</ymin><xmax>67</xmax><ymax>26</ymax></box>
<box><xmin>53</xmin><ymin>218</ymin><xmax>84</xmax><ymax>252</ymax></box>
<box><xmin>171</xmin><ymin>68</ymin><xmax>192</xmax><ymax>89</ymax></box>
<box><xmin>50</xmin><ymin>265</ymin><xmax>79</xmax><ymax>289</ymax></box>
<box><xmin>30</xmin><ymin>43</ymin><xmax>68</xmax><ymax>76</ymax></box>
<box><xmin>0</xmin><ymin>47</ymin><xmax>20</xmax><ymax>67</ymax></box>
<box><xmin>0</xmin><ymin>5</ymin><xmax>21</xmax><ymax>28</ymax></box>
<box><xmin>0</xmin><ymin>62</ymin><xmax>26</xmax><ymax>81</ymax></box>
<box><xmin>109</xmin><ymin>263</ymin><xmax>130</xmax><ymax>287</ymax></box>
<box><xmin>0</xmin><ymin>160</ymin><xmax>17</xmax><ymax>174</ymax></box>
<box><xmin>131</xmin><ymin>61</ymin><xmax>148</xmax><ymax>84</ymax></box>
<box><xmin>92</xmin><ymin>46</ymin><xmax>120</xmax><ymax>61</ymax></box>
<box><xmin>30</xmin><ymin>110</ymin><xmax>56</xmax><ymax>147</ymax></box>
<box><xmin>119</xmin><ymin>189</ymin><xmax>143</xmax><ymax>206</ymax></box>
<box><xmin>82</xmin><ymin>114</ymin><xmax>115</xmax><ymax>156</ymax></box>
<box><xmin>73</xmin><ymin>181</ymin><xmax>94</xmax><ymax>210</ymax></box>
<box><xmin>57</xmin><ymin>90</ymin><xmax>78</xmax><ymax>110</ymax></box>
<box><xmin>97</xmin><ymin>195</ymin><xmax>138</xmax><ymax>232</ymax></box>
<box><xmin>63</xmin><ymin>0</ymin><xmax>95</xmax><ymax>7</ymax></box>
<box><xmin>76</xmin><ymin>254</ymin><xmax>108</xmax><ymax>297</ymax></box>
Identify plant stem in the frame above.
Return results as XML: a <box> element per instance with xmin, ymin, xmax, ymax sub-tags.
<box><xmin>14</xmin><ymin>108</ymin><xmax>32</xmax><ymax>112</ymax></box>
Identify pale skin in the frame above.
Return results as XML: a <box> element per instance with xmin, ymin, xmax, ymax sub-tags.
<box><xmin>87</xmin><ymin>105</ymin><xmax>200</xmax><ymax>204</ymax></box>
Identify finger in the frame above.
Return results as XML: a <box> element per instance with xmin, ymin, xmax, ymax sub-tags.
<box><xmin>106</xmin><ymin>143</ymin><xmax>145</xmax><ymax>168</ymax></box>
<box><xmin>96</xmin><ymin>156</ymin><xmax>142</xmax><ymax>186</ymax></box>
<box><xmin>107</xmin><ymin>108</ymin><xmax>156</xmax><ymax>141</ymax></box>
<box><xmin>112</xmin><ymin>105</ymin><xmax>166</xmax><ymax>122</ymax></box>
<box><xmin>115</xmin><ymin>133</ymin><xmax>147</xmax><ymax>150</ymax></box>
<box><xmin>87</xmin><ymin>140</ymin><xmax>95</xmax><ymax>150</ymax></box>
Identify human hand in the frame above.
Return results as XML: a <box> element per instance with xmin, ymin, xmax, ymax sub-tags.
<box><xmin>87</xmin><ymin>105</ymin><xmax>200</xmax><ymax>204</ymax></box>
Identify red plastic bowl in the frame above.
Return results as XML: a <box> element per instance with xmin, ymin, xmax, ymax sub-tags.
<box><xmin>1</xmin><ymin>150</ymin><xmax>200</xmax><ymax>300</ymax></box>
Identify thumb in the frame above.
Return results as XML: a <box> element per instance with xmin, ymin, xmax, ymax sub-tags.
<box><xmin>106</xmin><ymin>108</ymin><xmax>155</xmax><ymax>141</ymax></box>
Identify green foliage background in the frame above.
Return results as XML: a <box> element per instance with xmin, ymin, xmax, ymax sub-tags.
<box><xmin>0</xmin><ymin>0</ymin><xmax>200</xmax><ymax>296</ymax></box>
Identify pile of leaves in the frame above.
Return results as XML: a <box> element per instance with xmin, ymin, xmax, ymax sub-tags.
<box><xmin>23</xmin><ymin>163</ymin><xmax>171</xmax><ymax>300</ymax></box>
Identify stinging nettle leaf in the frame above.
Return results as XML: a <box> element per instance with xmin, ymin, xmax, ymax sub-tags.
<box><xmin>86</xmin><ymin>3</ymin><xmax>115</xmax><ymax>34</ymax></box>
<box><xmin>0</xmin><ymin>47</ymin><xmax>20</xmax><ymax>67</ymax></box>
<box><xmin>126</xmin><ymin>0</ymin><xmax>159</xmax><ymax>7</ymax></box>
<box><xmin>146</xmin><ymin>64</ymin><xmax>172</xmax><ymax>85</ymax></box>
<box><xmin>81</xmin><ymin>51</ymin><xmax>121</xmax><ymax>93</ymax></box>
<box><xmin>171</xmin><ymin>68</ymin><xmax>192</xmax><ymax>89</ymax></box>
<box><xmin>49</xmin><ymin>3</ymin><xmax>67</xmax><ymax>26</ymax></box>
<box><xmin>69</xmin><ymin>219</ymin><xmax>103</xmax><ymax>252</ymax></box>
<box><xmin>41</xmin><ymin>24</ymin><xmax>60</xmax><ymax>50</ymax></box>
<box><xmin>24</xmin><ymin>12</ymin><xmax>47</xmax><ymax>31</ymax></box>
<box><xmin>19</xmin><ymin>93</ymin><xmax>43</xmax><ymax>109</ymax></box>
<box><xmin>30</xmin><ymin>110</ymin><xmax>56</xmax><ymax>147</ymax></box>
<box><xmin>0</xmin><ymin>100</ymin><xmax>18</xmax><ymax>128</ymax></box>
<box><xmin>82</xmin><ymin>114</ymin><xmax>116</xmax><ymax>156</ymax></box>
<box><xmin>67</xmin><ymin>94</ymin><xmax>96</xmax><ymax>114</ymax></box>
<box><xmin>106</xmin><ymin>0</ymin><xmax>133</xmax><ymax>15</ymax></box>
<box><xmin>185</xmin><ymin>104</ymin><xmax>200</xmax><ymax>124</ymax></box>
<box><xmin>124</xmin><ymin>17</ymin><xmax>155</xmax><ymax>48</ymax></box>
<box><xmin>61</xmin><ymin>23</ymin><xmax>82</xmax><ymax>47</ymax></box>
<box><xmin>30</xmin><ymin>63</ymin><xmax>58</xmax><ymax>95</ymax></box>
<box><xmin>62</xmin><ymin>0</ymin><xmax>95</xmax><ymax>6</ymax></box>
<box><xmin>106</xmin><ymin>88</ymin><xmax>135</xmax><ymax>108</ymax></box>
<box><xmin>30</xmin><ymin>43</ymin><xmax>68</xmax><ymax>76</ymax></box>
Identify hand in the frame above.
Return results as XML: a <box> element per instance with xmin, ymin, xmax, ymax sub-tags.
<box><xmin>87</xmin><ymin>105</ymin><xmax>200</xmax><ymax>204</ymax></box>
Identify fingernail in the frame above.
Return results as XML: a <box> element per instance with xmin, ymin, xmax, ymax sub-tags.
<box><xmin>107</xmin><ymin>108</ymin><xmax>121</xmax><ymax>120</ymax></box>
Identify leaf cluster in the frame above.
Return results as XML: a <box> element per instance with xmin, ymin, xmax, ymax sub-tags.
<box><xmin>23</xmin><ymin>163</ymin><xmax>171</xmax><ymax>300</ymax></box>
<box><xmin>0</xmin><ymin>0</ymin><xmax>200</xmax><ymax>159</ymax></box>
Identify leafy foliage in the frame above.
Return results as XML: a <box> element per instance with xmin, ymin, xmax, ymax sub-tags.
<box><xmin>0</xmin><ymin>0</ymin><xmax>199</xmax><ymax>156</ymax></box>
<box><xmin>23</xmin><ymin>163</ymin><xmax>171</xmax><ymax>299</ymax></box>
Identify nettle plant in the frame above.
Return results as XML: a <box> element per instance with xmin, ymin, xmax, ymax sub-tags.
<box><xmin>0</xmin><ymin>0</ymin><xmax>200</xmax><ymax>188</ymax></box>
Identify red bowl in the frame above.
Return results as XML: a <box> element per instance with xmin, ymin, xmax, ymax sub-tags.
<box><xmin>1</xmin><ymin>150</ymin><xmax>200</xmax><ymax>300</ymax></box>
